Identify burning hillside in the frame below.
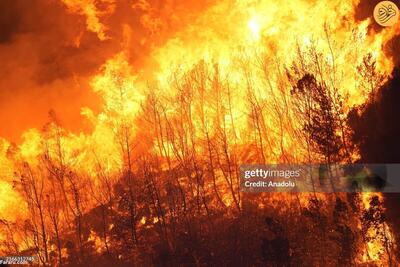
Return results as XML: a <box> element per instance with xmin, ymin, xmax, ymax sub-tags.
<box><xmin>0</xmin><ymin>0</ymin><xmax>399</xmax><ymax>266</ymax></box>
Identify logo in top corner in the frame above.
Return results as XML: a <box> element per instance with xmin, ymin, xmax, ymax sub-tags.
<box><xmin>374</xmin><ymin>1</ymin><xmax>399</xmax><ymax>27</ymax></box>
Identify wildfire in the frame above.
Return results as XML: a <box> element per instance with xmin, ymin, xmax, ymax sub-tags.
<box><xmin>360</xmin><ymin>193</ymin><xmax>396</xmax><ymax>264</ymax></box>
<box><xmin>0</xmin><ymin>0</ymin><xmax>399</xmax><ymax>265</ymax></box>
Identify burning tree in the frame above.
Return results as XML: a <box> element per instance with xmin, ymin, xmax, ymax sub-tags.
<box><xmin>0</xmin><ymin>0</ymin><xmax>399</xmax><ymax>266</ymax></box>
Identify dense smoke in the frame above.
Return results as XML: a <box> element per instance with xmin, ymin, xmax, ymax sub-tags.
<box><xmin>0</xmin><ymin>0</ymin><xmax>111</xmax><ymax>141</ymax></box>
<box><xmin>0</xmin><ymin>0</ymin><xmax>211</xmax><ymax>142</ymax></box>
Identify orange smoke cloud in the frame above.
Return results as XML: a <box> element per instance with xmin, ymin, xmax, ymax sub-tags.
<box><xmin>0</xmin><ymin>0</ymin><xmax>214</xmax><ymax>142</ymax></box>
<box><xmin>61</xmin><ymin>0</ymin><xmax>116</xmax><ymax>41</ymax></box>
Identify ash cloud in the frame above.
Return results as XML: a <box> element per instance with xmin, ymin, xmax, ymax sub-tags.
<box><xmin>0</xmin><ymin>0</ymin><xmax>121</xmax><ymax>141</ymax></box>
<box><xmin>0</xmin><ymin>0</ymin><xmax>214</xmax><ymax>143</ymax></box>
<box><xmin>0</xmin><ymin>0</ymin><xmax>117</xmax><ymax>84</ymax></box>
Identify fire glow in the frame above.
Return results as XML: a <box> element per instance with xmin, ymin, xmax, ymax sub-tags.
<box><xmin>0</xmin><ymin>0</ymin><xmax>399</xmax><ymax>266</ymax></box>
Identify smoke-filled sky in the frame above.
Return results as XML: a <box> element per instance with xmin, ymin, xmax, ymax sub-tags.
<box><xmin>0</xmin><ymin>0</ymin><xmax>212</xmax><ymax>142</ymax></box>
<box><xmin>0</xmin><ymin>0</ymin><xmax>109</xmax><ymax>141</ymax></box>
<box><xmin>0</xmin><ymin>0</ymin><xmax>398</xmax><ymax>142</ymax></box>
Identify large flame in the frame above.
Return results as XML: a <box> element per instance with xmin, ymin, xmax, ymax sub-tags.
<box><xmin>0</xmin><ymin>0</ymin><xmax>399</xmax><ymax>265</ymax></box>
